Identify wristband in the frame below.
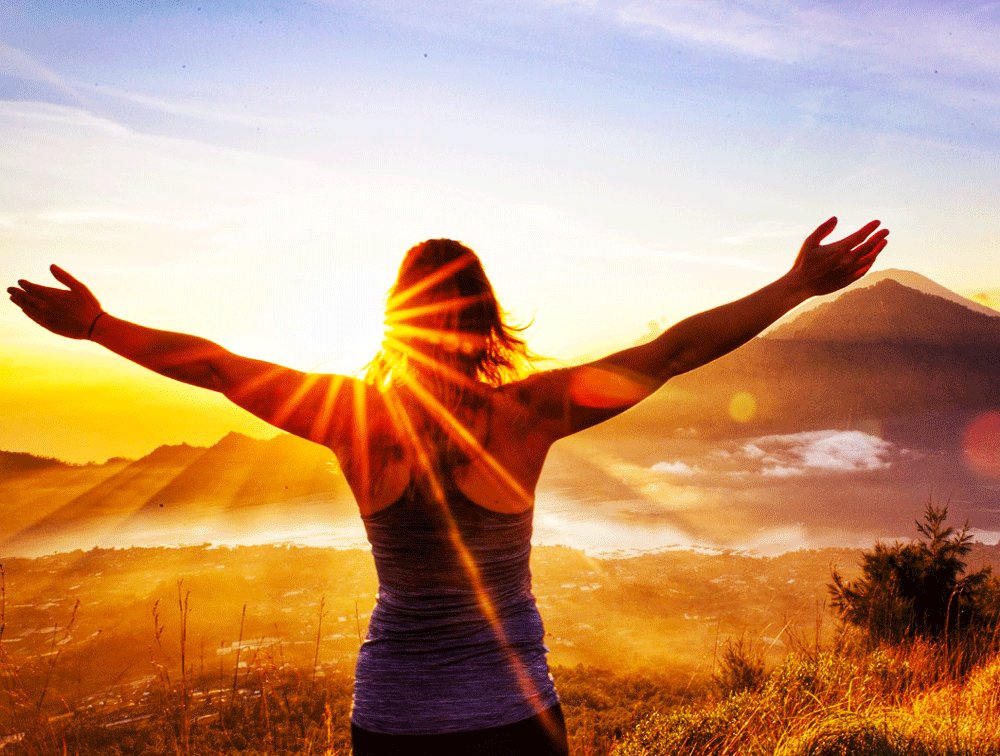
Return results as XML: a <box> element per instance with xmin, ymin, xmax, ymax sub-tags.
<box><xmin>87</xmin><ymin>311</ymin><xmax>106</xmax><ymax>340</ymax></box>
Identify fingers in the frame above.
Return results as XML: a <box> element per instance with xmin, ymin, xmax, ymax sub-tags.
<box><xmin>851</xmin><ymin>228</ymin><xmax>889</xmax><ymax>261</ymax></box>
<box><xmin>835</xmin><ymin>220</ymin><xmax>882</xmax><ymax>250</ymax></box>
<box><xmin>49</xmin><ymin>264</ymin><xmax>91</xmax><ymax>295</ymax></box>
<box><xmin>7</xmin><ymin>285</ymin><xmax>41</xmax><ymax>308</ymax></box>
<box><xmin>8</xmin><ymin>287</ymin><xmax>45</xmax><ymax>318</ymax></box>
<box><xmin>848</xmin><ymin>236</ymin><xmax>889</xmax><ymax>282</ymax></box>
<box><xmin>16</xmin><ymin>279</ymin><xmax>60</xmax><ymax>297</ymax></box>
<box><xmin>803</xmin><ymin>216</ymin><xmax>838</xmax><ymax>248</ymax></box>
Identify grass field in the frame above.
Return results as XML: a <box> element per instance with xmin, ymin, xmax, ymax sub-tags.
<box><xmin>2</xmin><ymin>543</ymin><xmax>998</xmax><ymax>754</ymax></box>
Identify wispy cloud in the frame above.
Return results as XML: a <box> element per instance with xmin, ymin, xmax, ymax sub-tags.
<box><xmin>654</xmin><ymin>249</ymin><xmax>776</xmax><ymax>272</ymax></box>
<box><xmin>0</xmin><ymin>42</ymin><xmax>84</xmax><ymax>104</ymax></box>
<box><xmin>87</xmin><ymin>84</ymin><xmax>292</xmax><ymax>129</ymax></box>
<box><xmin>969</xmin><ymin>290</ymin><xmax>1000</xmax><ymax>313</ymax></box>
<box><xmin>619</xmin><ymin>1</ymin><xmax>812</xmax><ymax>63</ymax></box>
<box><xmin>616</xmin><ymin>1</ymin><xmax>1000</xmax><ymax>76</ymax></box>
<box><xmin>746</xmin><ymin>430</ymin><xmax>900</xmax><ymax>477</ymax></box>
<box><xmin>36</xmin><ymin>210</ymin><xmax>178</xmax><ymax>227</ymax></box>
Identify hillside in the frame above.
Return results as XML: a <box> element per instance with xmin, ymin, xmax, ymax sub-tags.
<box><xmin>3</xmin><ymin>542</ymin><xmax>999</xmax><ymax>754</ymax></box>
<box><xmin>0</xmin><ymin>433</ymin><xmax>356</xmax><ymax>556</ymax></box>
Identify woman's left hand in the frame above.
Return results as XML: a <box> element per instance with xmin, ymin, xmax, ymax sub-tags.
<box><xmin>788</xmin><ymin>217</ymin><xmax>890</xmax><ymax>297</ymax></box>
<box><xmin>8</xmin><ymin>265</ymin><xmax>104</xmax><ymax>339</ymax></box>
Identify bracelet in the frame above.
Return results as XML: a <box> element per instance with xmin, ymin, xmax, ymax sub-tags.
<box><xmin>87</xmin><ymin>311</ymin><xmax>106</xmax><ymax>340</ymax></box>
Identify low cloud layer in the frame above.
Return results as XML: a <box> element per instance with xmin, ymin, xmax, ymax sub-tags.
<box><xmin>651</xmin><ymin>430</ymin><xmax>907</xmax><ymax>480</ymax></box>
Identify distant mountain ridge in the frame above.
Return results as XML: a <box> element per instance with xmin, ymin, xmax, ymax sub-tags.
<box><xmin>0</xmin><ymin>432</ymin><xmax>354</xmax><ymax>555</ymax></box>
<box><xmin>768</xmin><ymin>279</ymin><xmax>1000</xmax><ymax>345</ymax></box>
<box><xmin>773</xmin><ymin>268</ymin><xmax>1000</xmax><ymax>324</ymax></box>
<box><xmin>4</xmin><ymin>269</ymin><xmax>998</xmax><ymax>555</ymax></box>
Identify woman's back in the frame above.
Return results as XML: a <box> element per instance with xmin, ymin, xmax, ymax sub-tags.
<box><xmin>353</xmin><ymin>457</ymin><xmax>559</xmax><ymax>734</ymax></box>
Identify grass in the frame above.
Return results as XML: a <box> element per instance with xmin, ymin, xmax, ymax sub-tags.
<box><xmin>3</xmin><ymin>542</ymin><xmax>999</xmax><ymax>754</ymax></box>
<box><xmin>614</xmin><ymin>633</ymin><xmax>1000</xmax><ymax>755</ymax></box>
<box><xmin>7</xmin><ymin>606</ymin><xmax>1000</xmax><ymax>755</ymax></box>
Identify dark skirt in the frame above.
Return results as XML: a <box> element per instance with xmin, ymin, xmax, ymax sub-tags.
<box><xmin>351</xmin><ymin>704</ymin><xmax>569</xmax><ymax>756</ymax></box>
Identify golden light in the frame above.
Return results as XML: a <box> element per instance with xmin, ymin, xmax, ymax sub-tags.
<box><xmin>378</xmin><ymin>379</ymin><xmax>557</xmax><ymax>734</ymax></box>
<box><xmin>568</xmin><ymin>366</ymin><xmax>653</xmax><ymax>409</ymax></box>
<box><xmin>369</xmin><ymin>261</ymin><xmax>559</xmax><ymax>734</ymax></box>
<box><xmin>728</xmin><ymin>391</ymin><xmax>757</xmax><ymax>423</ymax></box>
<box><xmin>962</xmin><ymin>411</ymin><xmax>1000</xmax><ymax>478</ymax></box>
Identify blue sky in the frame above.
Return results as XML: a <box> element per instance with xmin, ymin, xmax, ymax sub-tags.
<box><xmin>3</xmin><ymin>0</ymin><xmax>999</xmax><ymax>372</ymax></box>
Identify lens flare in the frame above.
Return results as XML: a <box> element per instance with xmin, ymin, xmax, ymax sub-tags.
<box><xmin>962</xmin><ymin>411</ymin><xmax>1000</xmax><ymax>478</ymax></box>
<box><xmin>568</xmin><ymin>365</ymin><xmax>654</xmax><ymax>409</ymax></box>
<box><xmin>728</xmin><ymin>391</ymin><xmax>757</xmax><ymax>423</ymax></box>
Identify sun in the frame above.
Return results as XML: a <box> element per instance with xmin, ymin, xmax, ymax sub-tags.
<box><xmin>270</xmin><ymin>275</ymin><xmax>390</xmax><ymax>377</ymax></box>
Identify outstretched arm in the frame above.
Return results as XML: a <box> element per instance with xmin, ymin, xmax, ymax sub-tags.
<box><xmin>7</xmin><ymin>265</ymin><xmax>362</xmax><ymax>447</ymax></box>
<box><xmin>507</xmin><ymin>217</ymin><xmax>889</xmax><ymax>440</ymax></box>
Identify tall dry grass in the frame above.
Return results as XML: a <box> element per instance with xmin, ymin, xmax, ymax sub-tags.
<box><xmin>615</xmin><ymin>629</ymin><xmax>1000</xmax><ymax>755</ymax></box>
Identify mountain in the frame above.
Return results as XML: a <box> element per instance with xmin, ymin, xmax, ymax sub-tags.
<box><xmin>4</xmin><ymin>271</ymin><xmax>997</xmax><ymax>556</ymax></box>
<box><xmin>771</xmin><ymin>268</ymin><xmax>1000</xmax><ymax>326</ymax></box>
<box><xmin>0</xmin><ymin>433</ymin><xmax>354</xmax><ymax>555</ymax></box>
<box><xmin>587</xmin><ymin>274</ymin><xmax>1000</xmax><ymax>446</ymax></box>
<box><xmin>769</xmin><ymin>279</ymin><xmax>1000</xmax><ymax>345</ymax></box>
<box><xmin>0</xmin><ymin>449</ymin><xmax>73</xmax><ymax>476</ymax></box>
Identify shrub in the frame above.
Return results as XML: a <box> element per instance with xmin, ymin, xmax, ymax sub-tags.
<box><xmin>829</xmin><ymin>501</ymin><xmax>1000</xmax><ymax>654</ymax></box>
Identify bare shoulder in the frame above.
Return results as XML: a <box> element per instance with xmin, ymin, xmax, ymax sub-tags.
<box><xmin>497</xmin><ymin>362</ymin><xmax>657</xmax><ymax>443</ymax></box>
<box><xmin>495</xmin><ymin>370</ymin><xmax>571</xmax><ymax>438</ymax></box>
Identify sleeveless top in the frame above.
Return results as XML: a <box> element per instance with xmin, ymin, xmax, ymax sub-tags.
<box><xmin>351</xmin><ymin>473</ymin><xmax>559</xmax><ymax>734</ymax></box>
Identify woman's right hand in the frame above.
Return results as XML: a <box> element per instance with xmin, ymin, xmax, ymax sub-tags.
<box><xmin>7</xmin><ymin>264</ymin><xmax>104</xmax><ymax>340</ymax></box>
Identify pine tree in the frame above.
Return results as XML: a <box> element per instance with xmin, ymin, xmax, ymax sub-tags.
<box><xmin>829</xmin><ymin>501</ymin><xmax>1000</xmax><ymax>645</ymax></box>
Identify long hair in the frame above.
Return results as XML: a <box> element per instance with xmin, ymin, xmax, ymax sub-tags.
<box><xmin>365</xmin><ymin>239</ymin><xmax>533</xmax><ymax>470</ymax></box>
<box><xmin>366</xmin><ymin>239</ymin><xmax>532</xmax><ymax>394</ymax></box>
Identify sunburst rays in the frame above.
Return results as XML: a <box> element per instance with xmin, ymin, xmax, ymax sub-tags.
<box><xmin>384</xmin><ymin>292</ymin><xmax>492</xmax><ymax>329</ymax></box>
<box><xmin>385</xmin><ymin>249</ymin><xmax>476</xmax><ymax>312</ymax></box>
<box><xmin>377</xmin><ymin>383</ymin><xmax>557</xmax><ymax>731</ymax></box>
<box><xmin>366</xmin><ymin>258</ymin><xmax>558</xmax><ymax>725</ymax></box>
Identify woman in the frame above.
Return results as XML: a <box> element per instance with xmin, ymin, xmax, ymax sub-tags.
<box><xmin>8</xmin><ymin>216</ymin><xmax>887</xmax><ymax>754</ymax></box>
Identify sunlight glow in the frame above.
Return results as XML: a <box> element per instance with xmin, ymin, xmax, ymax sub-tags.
<box><xmin>568</xmin><ymin>365</ymin><xmax>654</xmax><ymax>409</ymax></box>
<box><xmin>962</xmin><ymin>411</ymin><xmax>1000</xmax><ymax>479</ymax></box>
<box><xmin>728</xmin><ymin>391</ymin><xmax>757</xmax><ymax>423</ymax></box>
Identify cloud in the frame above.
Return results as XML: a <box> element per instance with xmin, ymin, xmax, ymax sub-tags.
<box><xmin>647</xmin><ymin>249</ymin><xmax>776</xmax><ymax>273</ymax></box>
<box><xmin>651</xmin><ymin>460</ymin><xmax>698</xmax><ymax>476</ymax></box>
<box><xmin>619</xmin><ymin>1</ymin><xmax>813</xmax><ymax>63</ymax></box>
<box><xmin>720</xmin><ymin>220</ymin><xmax>808</xmax><ymax>247</ymax></box>
<box><xmin>740</xmin><ymin>430</ymin><xmax>899</xmax><ymax>477</ymax></box>
<box><xmin>87</xmin><ymin>84</ymin><xmax>291</xmax><ymax>129</ymax></box>
<box><xmin>969</xmin><ymin>290</ymin><xmax>1000</xmax><ymax>313</ymax></box>
<box><xmin>36</xmin><ymin>210</ymin><xmax>178</xmax><ymax>227</ymax></box>
<box><xmin>0</xmin><ymin>42</ymin><xmax>82</xmax><ymax>103</ymax></box>
<box><xmin>616</xmin><ymin>1</ymin><xmax>1000</xmax><ymax>77</ymax></box>
<box><xmin>761</xmin><ymin>464</ymin><xmax>804</xmax><ymax>479</ymax></box>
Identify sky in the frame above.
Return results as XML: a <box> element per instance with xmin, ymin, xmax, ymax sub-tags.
<box><xmin>2</xmin><ymin>0</ymin><xmax>1000</xmax><ymax>461</ymax></box>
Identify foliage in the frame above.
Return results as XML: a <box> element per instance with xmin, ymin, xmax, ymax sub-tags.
<box><xmin>829</xmin><ymin>501</ymin><xmax>1000</xmax><ymax>649</ymax></box>
<box><xmin>713</xmin><ymin>634</ymin><xmax>767</xmax><ymax>696</ymax></box>
<box><xmin>615</xmin><ymin>645</ymin><xmax>1000</xmax><ymax>755</ymax></box>
<box><xmin>556</xmin><ymin>665</ymin><xmax>704</xmax><ymax>755</ymax></box>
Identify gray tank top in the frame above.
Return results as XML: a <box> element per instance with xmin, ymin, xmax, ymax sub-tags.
<box><xmin>351</xmin><ymin>474</ymin><xmax>559</xmax><ymax>734</ymax></box>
